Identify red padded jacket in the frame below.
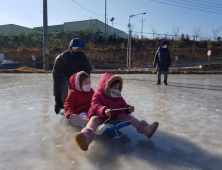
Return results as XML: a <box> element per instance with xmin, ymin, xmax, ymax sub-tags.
<box><xmin>64</xmin><ymin>71</ymin><xmax>94</xmax><ymax>119</ymax></box>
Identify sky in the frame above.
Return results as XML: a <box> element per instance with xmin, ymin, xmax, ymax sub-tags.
<box><xmin>0</xmin><ymin>0</ymin><xmax>222</xmax><ymax>39</ymax></box>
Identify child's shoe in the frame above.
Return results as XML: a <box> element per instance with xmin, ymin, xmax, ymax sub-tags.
<box><xmin>137</xmin><ymin>120</ymin><xmax>159</xmax><ymax>139</ymax></box>
<box><xmin>157</xmin><ymin>80</ymin><xmax>161</xmax><ymax>85</ymax></box>
<box><xmin>94</xmin><ymin>123</ymin><xmax>115</xmax><ymax>135</ymax></box>
<box><xmin>70</xmin><ymin>114</ymin><xmax>89</xmax><ymax>127</ymax></box>
<box><xmin>163</xmin><ymin>80</ymin><xmax>168</xmax><ymax>85</ymax></box>
<box><xmin>75</xmin><ymin>127</ymin><xmax>95</xmax><ymax>151</ymax></box>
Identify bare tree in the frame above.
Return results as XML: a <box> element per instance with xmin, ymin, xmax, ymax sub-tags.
<box><xmin>150</xmin><ymin>25</ymin><xmax>157</xmax><ymax>40</ymax></box>
<box><xmin>163</xmin><ymin>31</ymin><xmax>169</xmax><ymax>39</ymax></box>
<box><xmin>203</xmin><ymin>34</ymin><xmax>209</xmax><ymax>41</ymax></box>
<box><xmin>156</xmin><ymin>32</ymin><xmax>160</xmax><ymax>39</ymax></box>
<box><xmin>193</xmin><ymin>26</ymin><xmax>202</xmax><ymax>41</ymax></box>
<box><xmin>212</xmin><ymin>28</ymin><xmax>221</xmax><ymax>41</ymax></box>
<box><xmin>133</xmin><ymin>32</ymin><xmax>139</xmax><ymax>39</ymax></box>
<box><xmin>172</xmin><ymin>26</ymin><xmax>180</xmax><ymax>40</ymax></box>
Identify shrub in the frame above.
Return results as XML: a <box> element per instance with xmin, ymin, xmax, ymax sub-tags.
<box><xmin>120</xmin><ymin>42</ymin><xmax>125</xmax><ymax>49</ymax></box>
<box><xmin>105</xmin><ymin>46</ymin><xmax>114</xmax><ymax>53</ymax></box>
<box><xmin>16</xmin><ymin>46</ymin><xmax>26</xmax><ymax>53</ymax></box>
<box><xmin>86</xmin><ymin>41</ymin><xmax>95</xmax><ymax>48</ymax></box>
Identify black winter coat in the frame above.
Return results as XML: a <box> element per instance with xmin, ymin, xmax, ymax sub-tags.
<box><xmin>52</xmin><ymin>50</ymin><xmax>91</xmax><ymax>99</ymax></box>
<box><xmin>153</xmin><ymin>47</ymin><xmax>171</xmax><ymax>71</ymax></box>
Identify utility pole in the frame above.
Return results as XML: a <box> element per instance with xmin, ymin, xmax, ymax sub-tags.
<box><xmin>127</xmin><ymin>12</ymin><xmax>146</xmax><ymax>70</ymax></box>
<box><xmin>139</xmin><ymin>17</ymin><xmax>145</xmax><ymax>39</ymax></box>
<box><xmin>92</xmin><ymin>22</ymin><xmax>94</xmax><ymax>39</ymax></box>
<box><xmin>127</xmin><ymin>15</ymin><xmax>130</xmax><ymax>69</ymax></box>
<box><xmin>105</xmin><ymin>0</ymin><xmax>106</xmax><ymax>38</ymax></box>
<box><xmin>129</xmin><ymin>30</ymin><xmax>132</xmax><ymax>70</ymax></box>
<box><xmin>107</xmin><ymin>18</ymin><xmax>108</xmax><ymax>37</ymax></box>
<box><xmin>43</xmin><ymin>0</ymin><xmax>49</xmax><ymax>70</ymax></box>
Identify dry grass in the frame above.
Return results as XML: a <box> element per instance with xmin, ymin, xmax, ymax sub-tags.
<box><xmin>0</xmin><ymin>67</ymin><xmax>51</xmax><ymax>73</ymax></box>
<box><xmin>1</xmin><ymin>45</ymin><xmax>222</xmax><ymax>65</ymax></box>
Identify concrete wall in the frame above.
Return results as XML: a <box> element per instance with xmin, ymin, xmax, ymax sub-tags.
<box><xmin>0</xmin><ymin>24</ymin><xmax>32</xmax><ymax>36</ymax></box>
<box><xmin>33</xmin><ymin>24</ymin><xmax>64</xmax><ymax>33</ymax></box>
<box><xmin>64</xmin><ymin>19</ymin><xmax>128</xmax><ymax>38</ymax></box>
<box><xmin>64</xmin><ymin>20</ymin><xmax>93</xmax><ymax>32</ymax></box>
<box><xmin>89</xmin><ymin>19</ymin><xmax>128</xmax><ymax>38</ymax></box>
<box><xmin>0</xmin><ymin>19</ymin><xmax>128</xmax><ymax>38</ymax></box>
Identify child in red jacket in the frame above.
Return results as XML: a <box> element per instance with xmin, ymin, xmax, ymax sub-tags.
<box><xmin>65</xmin><ymin>71</ymin><xmax>94</xmax><ymax>127</ymax></box>
<box><xmin>75</xmin><ymin>72</ymin><xmax>159</xmax><ymax>151</ymax></box>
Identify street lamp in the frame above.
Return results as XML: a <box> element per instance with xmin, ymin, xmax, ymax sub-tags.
<box><xmin>110</xmin><ymin>17</ymin><xmax>115</xmax><ymax>35</ymax></box>
<box><xmin>127</xmin><ymin>12</ymin><xmax>146</xmax><ymax>70</ymax></box>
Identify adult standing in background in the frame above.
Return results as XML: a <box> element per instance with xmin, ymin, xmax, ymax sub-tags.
<box><xmin>153</xmin><ymin>41</ymin><xmax>171</xmax><ymax>85</ymax></box>
<box><xmin>53</xmin><ymin>38</ymin><xmax>91</xmax><ymax>114</ymax></box>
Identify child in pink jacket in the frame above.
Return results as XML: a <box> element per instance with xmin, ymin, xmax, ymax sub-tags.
<box><xmin>75</xmin><ymin>72</ymin><xmax>159</xmax><ymax>151</ymax></box>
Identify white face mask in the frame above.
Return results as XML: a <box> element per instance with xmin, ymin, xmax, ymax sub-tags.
<box><xmin>110</xmin><ymin>89</ymin><xmax>121</xmax><ymax>98</ymax></box>
<box><xmin>82</xmin><ymin>84</ymin><xmax>91</xmax><ymax>92</ymax></box>
<box><xmin>162</xmin><ymin>45</ymin><xmax>167</xmax><ymax>48</ymax></box>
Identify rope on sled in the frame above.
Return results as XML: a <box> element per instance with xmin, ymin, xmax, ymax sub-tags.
<box><xmin>103</xmin><ymin>115</ymin><xmax>135</xmax><ymax>140</ymax></box>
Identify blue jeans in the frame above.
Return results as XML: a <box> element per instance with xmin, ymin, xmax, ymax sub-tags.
<box><xmin>157</xmin><ymin>71</ymin><xmax>168</xmax><ymax>81</ymax></box>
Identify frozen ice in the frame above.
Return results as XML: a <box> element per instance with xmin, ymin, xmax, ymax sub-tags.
<box><xmin>0</xmin><ymin>73</ymin><xmax>222</xmax><ymax>170</ymax></box>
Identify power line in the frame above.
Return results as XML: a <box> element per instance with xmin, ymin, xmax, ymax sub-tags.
<box><xmin>191</xmin><ymin>0</ymin><xmax>222</xmax><ymax>6</ymax></box>
<box><xmin>117</xmin><ymin>0</ymin><xmax>133</xmax><ymax>14</ymax></box>
<box><xmin>149</xmin><ymin>0</ymin><xmax>222</xmax><ymax>15</ymax></box>
<box><xmin>106</xmin><ymin>14</ymin><xmax>128</xmax><ymax>29</ymax></box>
<box><xmin>177</xmin><ymin>0</ymin><xmax>222</xmax><ymax>8</ymax></box>
<box><xmin>71</xmin><ymin>0</ymin><xmax>104</xmax><ymax>16</ymax></box>
<box><xmin>164</xmin><ymin>0</ymin><xmax>222</xmax><ymax>11</ymax></box>
<box><xmin>109</xmin><ymin>0</ymin><xmax>149</xmax><ymax>32</ymax></box>
<box><xmin>106</xmin><ymin>11</ymin><xmax>128</xmax><ymax>27</ymax></box>
<box><xmin>109</xmin><ymin>0</ymin><xmax>129</xmax><ymax>15</ymax></box>
<box><xmin>114</xmin><ymin>20</ymin><xmax>127</xmax><ymax>29</ymax></box>
<box><xmin>0</xmin><ymin>1</ymin><xmax>72</xmax><ymax>9</ymax></box>
<box><xmin>0</xmin><ymin>4</ymin><xmax>42</xmax><ymax>9</ymax></box>
<box><xmin>85</xmin><ymin>0</ymin><xmax>103</xmax><ymax>8</ymax></box>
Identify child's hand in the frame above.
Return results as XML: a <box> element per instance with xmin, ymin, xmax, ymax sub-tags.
<box><xmin>129</xmin><ymin>106</ymin><xmax>135</xmax><ymax>112</ymax></box>
<box><xmin>105</xmin><ymin>109</ymin><xmax>111</xmax><ymax>117</ymax></box>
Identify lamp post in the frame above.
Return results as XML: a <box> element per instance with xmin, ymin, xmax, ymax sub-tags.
<box><xmin>92</xmin><ymin>22</ymin><xmax>94</xmax><ymax>39</ymax></box>
<box><xmin>140</xmin><ymin>17</ymin><xmax>145</xmax><ymax>39</ymax></box>
<box><xmin>105</xmin><ymin>0</ymin><xmax>107</xmax><ymax>38</ymax></box>
<box><xmin>43</xmin><ymin>0</ymin><xmax>49</xmax><ymax>70</ymax></box>
<box><xmin>127</xmin><ymin>12</ymin><xmax>146</xmax><ymax>70</ymax></box>
<box><xmin>110</xmin><ymin>17</ymin><xmax>115</xmax><ymax>35</ymax></box>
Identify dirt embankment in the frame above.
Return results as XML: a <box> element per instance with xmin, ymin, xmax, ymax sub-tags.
<box><xmin>1</xmin><ymin>39</ymin><xmax>222</xmax><ymax>67</ymax></box>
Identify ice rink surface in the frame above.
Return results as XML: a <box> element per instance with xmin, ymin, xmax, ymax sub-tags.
<box><xmin>0</xmin><ymin>73</ymin><xmax>221</xmax><ymax>170</ymax></box>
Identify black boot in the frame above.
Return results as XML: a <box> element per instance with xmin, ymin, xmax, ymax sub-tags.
<box><xmin>157</xmin><ymin>80</ymin><xmax>161</xmax><ymax>85</ymax></box>
<box><xmin>163</xmin><ymin>80</ymin><xmax>168</xmax><ymax>85</ymax></box>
